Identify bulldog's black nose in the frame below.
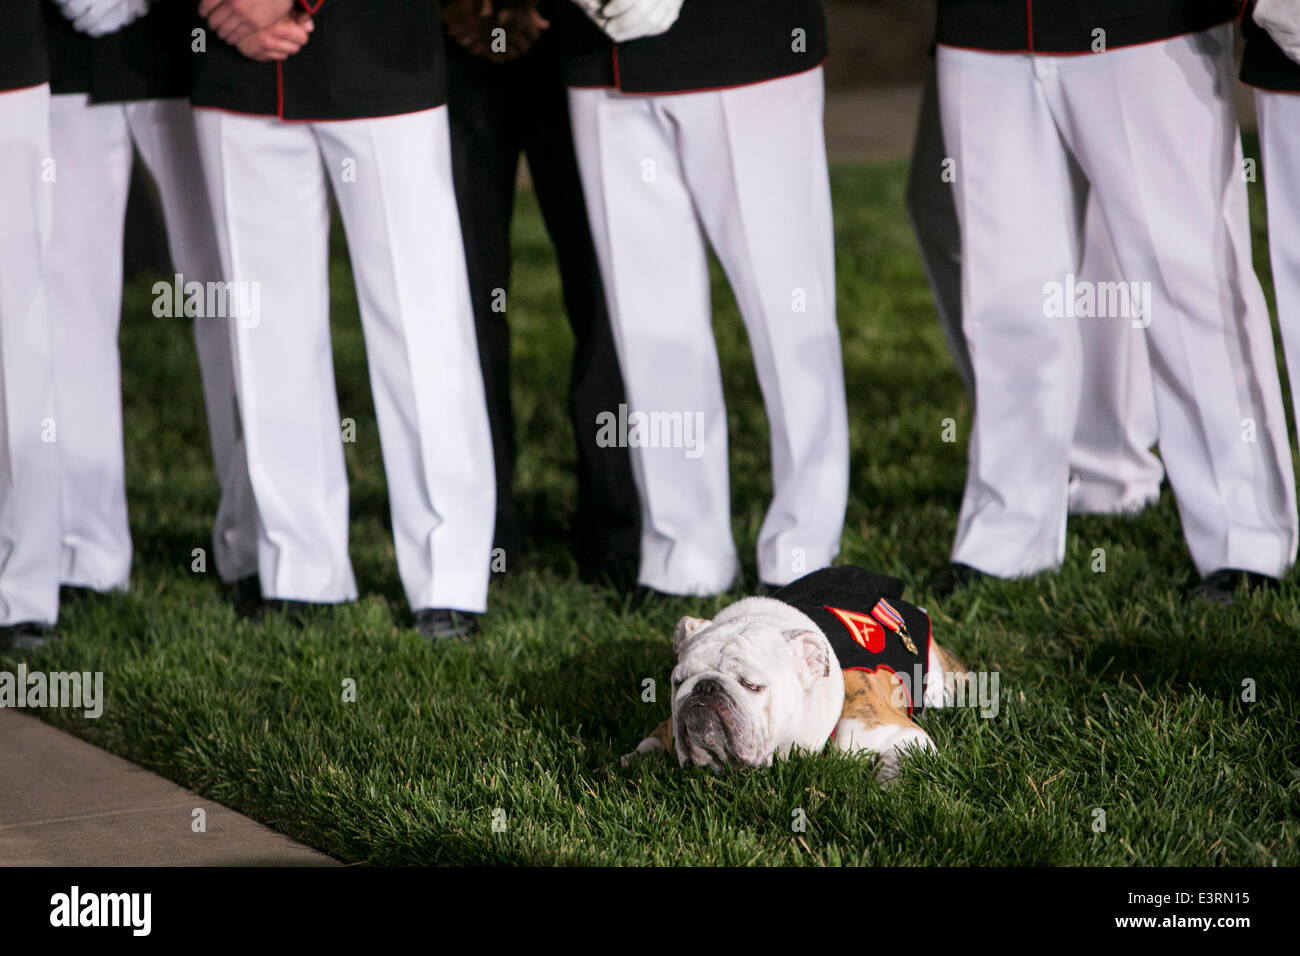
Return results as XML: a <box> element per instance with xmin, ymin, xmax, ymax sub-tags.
<box><xmin>693</xmin><ymin>678</ymin><xmax>720</xmax><ymax>697</ymax></box>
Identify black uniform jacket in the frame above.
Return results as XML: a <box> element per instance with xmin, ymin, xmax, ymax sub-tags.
<box><xmin>43</xmin><ymin>0</ymin><xmax>195</xmax><ymax>101</ymax></box>
<box><xmin>770</xmin><ymin>566</ymin><xmax>934</xmax><ymax>717</ymax></box>
<box><xmin>1241</xmin><ymin>1</ymin><xmax>1300</xmax><ymax>92</ymax></box>
<box><xmin>191</xmin><ymin>0</ymin><xmax>448</xmax><ymax>121</ymax></box>
<box><xmin>935</xmin><ymin>0</ymin><xmax>1240</xmax><ymax>54</ymax></box>
<box><xmin>3</xmin><ymin>0</ymin><xmax>49</xmax><ymax>91</ymax></box>
<box><xmin>557</xmin><ymin>0</ymin><xmax>827</xmax><ymax>94</ymax></box>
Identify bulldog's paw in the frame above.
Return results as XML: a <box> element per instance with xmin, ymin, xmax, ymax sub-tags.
<box><xmin>620</xmin><ymin>734</ymin><xmax>666</xmax><ymax>767</ymax></box>
<box><xmin>833</xmin><ymin>720</ymin><xmax>935</xmax><ymax>784</ymax></box>
<box><xmin>873</xmin><ymin>727</ymin><xmax>936</xmax><ymax>784</ymax></box>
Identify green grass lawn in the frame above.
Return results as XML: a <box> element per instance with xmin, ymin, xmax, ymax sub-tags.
<box><xmin>9</xmin><ymin>157</ymin><xmax>1299</xmax><ymax>865</ymax></box>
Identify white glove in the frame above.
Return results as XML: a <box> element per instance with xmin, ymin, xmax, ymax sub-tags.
<box><xmin>56</xmin><ymin>0</ymin><xmax>151</xmax><ymax>38</ymax></box>
<box><xmin>570</xmin><ymin>0</ymin><xmax>683</xmax><ymax>44</ymax></box>
<box><xmin>602</xmin><ymin>0</ymin><xmax>683</xmax><ymax>42</ymax></box>
<box><xmin>1255</xmin><ymin>0</ymin><xmax>1300</xmax><ymax>67</ymax></box>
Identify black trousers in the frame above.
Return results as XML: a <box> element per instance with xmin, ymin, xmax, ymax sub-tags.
<box><xmin>446</xmin><ymin>25</ymin><xmax>640</xmax><ymax>582</ymax></box>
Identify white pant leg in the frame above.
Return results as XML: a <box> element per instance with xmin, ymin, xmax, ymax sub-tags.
<box><xmin>46</xmin><ymin>93</ymin><xmax>134</xmax><ymax>591</ymax></box>
<box><xmin>313</xmin><ymin>109</ymin><xmax>494</xmax><ymax>612</ymax></box>
<box><xmin>668</xmin><ymin>68</ymin><xmax>848</xmax><ymax>586</ymax></box>
<box><xmin>1257</xmin><ymin>89</ymin><xmax>1300</xmax><ymax>452</ymax></box>
<box><xmin>0</xmin><ymin>84</ymin><xmax>60</xmax><ymax>626</ymax></box>
<box><xmin>127</xmin><ymin>98</ymin><xmax>257</xmax><ymax>584</ymax></box>
<box><xmin>569</xmin><ymin>86</ymin><xmax>738</xmax><ymax>595</ymax></box>
<box><xmin>1068</xmin><ymin>195</ymin><xmax>1163</xmax><ymax>514</ymax></box>
<box><xmin>1059</xmin><ymin>26</ymin><xmax>1297</xmax><ymax>578</ymax></box>
<box><xmin>912</xmin><ymin>61</ymin><xmax>1162</xmax><ymax>517</ymax></box>
<box><xmin>194</xmin><ymin>108</ymin><xmax>356</xmax><ymax>604</ymax></box>
<box><xmin>938</xmin><ymin>47</ymin><xmax>1084</xmax><ymax>577</ymax></box>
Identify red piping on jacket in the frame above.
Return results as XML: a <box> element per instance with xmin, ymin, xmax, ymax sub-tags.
<box><xmin>0</xmin><ymin>80</ymin><xmax>49</xmax><ymax>95</ymax></box>
<box><xmin>566</xmin><ymin>59</ymin><xmax>827</xmax><ymax>97</ymax></box>
<box><xmin>935</xmin><ymin>17</ymin><xmax>1239</xmax><ymax>57</ymax></box>
<box><xmin>192</xmin><ymin>103</ymin><xmax>447</xmax><ymax>124</ymax></box>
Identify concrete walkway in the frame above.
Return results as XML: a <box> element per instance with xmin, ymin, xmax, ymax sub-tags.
<box><xmin>0</xmin><ymin>709</ymin><xmax>337</xmax><ymax>866</ymax></box>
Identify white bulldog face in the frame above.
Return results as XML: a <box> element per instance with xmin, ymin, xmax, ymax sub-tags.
<box><xmin>669</xmin><ymin>600</ymin><xmax>844</xmax><ymax>770</ymax></box>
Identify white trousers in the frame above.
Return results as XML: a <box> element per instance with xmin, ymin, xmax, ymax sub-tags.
<box><xmin>193</xmin><ymin>107</ymin><xmax>495</xmax><ymax>612</ymax></box>
<box><xmin>1066</xmin><ymin>199</ymin><xmax>1163</xmax><ymax>515</ymax></box>
<box><xmin>939</xmin><ymin>26</ymin><xmax>1297</xmax><ymax>579</ymax></box>
<box><xmin>905</xmin><ymin>62</ymin><xmax>1163</xmax><ymax>515</ymax></box>
<box><xmin>0</xmin><ymin>84</ymin><xmax>60</xmax><ymax>626</ymax></box>
<box><xmin>569</xmin><ymin>67</ymin><xmax>849</xmax><ymax>594</ymax></box>
<box><xmin>46</xmin><ymin>93</ymin><xmax>256</xmax><ymax>589</ymax></box>
<box><xmin>1257</xmin><ymin>90</ymin><xmax>1300</xmax><ymax>452</ymax></box>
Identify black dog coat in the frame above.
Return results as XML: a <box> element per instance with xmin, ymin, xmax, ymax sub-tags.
<box><xmin>770</xmin><ymin>566</ymin><xmax>933</xmax><ymax>716</ymax></box>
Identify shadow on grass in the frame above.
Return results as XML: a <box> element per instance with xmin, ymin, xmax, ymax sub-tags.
<box><xmin>502</xmin><ymin>636</ymin><xmax>671</xmax><ymax>765</ymax></box>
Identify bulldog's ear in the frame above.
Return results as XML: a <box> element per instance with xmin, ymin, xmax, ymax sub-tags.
<box><xmin>786</xmin><ymin>630</ymin><xmax>832</xmax><ymax>690</ymax></box>
<box><xmin>673</xmin><ymin>616</ymin><xmax>711</xmax><ymax>654</ymax></box>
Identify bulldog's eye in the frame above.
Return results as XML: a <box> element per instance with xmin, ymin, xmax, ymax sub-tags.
<box><xmin>738</xmin><ymin>677</ymin><xmax>765</xmax><ymax>693</ymax></box>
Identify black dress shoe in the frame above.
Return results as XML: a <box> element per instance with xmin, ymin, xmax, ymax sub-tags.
<box><xmin>225</xmin><ymin>574</ymin><xmax>263</xmax><ymax>617</ymax></box>
<box><xmin>929</xmin><ymin>562</ymin><xmax>988</xmax><ymax>598</ymax></box>
<box><xmin>578</xmin><ymin>553</ymin><xmax>640</xmax><ymax>596</ymax></box>
<box><xmin>0</xmin><ymin>622</ymin><xmax>56</xmax><ymax>653</ymax></box>
<box><xmin>415</xmin><ymin>608</ymin><xmax>480</xmax><ymax>640</ymax></box>
<box><xmin>58</xmin><ymin>585</ymin><xmax>102</xmax><ymax>607</ymax></box>
<box><xmin>573</xmin><ymin>526</ymin><xmax>640</xmax><ymax>595</ymax></box>
<box><xmin>1191</xmin><ymin>568</ymin><xmax>1280</xmax><ymax>607</ymax></box>
<box><xmin>251</xmin><ymin>599</ymin><xmax>320</xmax><ymax>626</ymax></box>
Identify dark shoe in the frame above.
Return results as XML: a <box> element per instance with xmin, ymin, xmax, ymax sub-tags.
<box><xmin>415</xmin><ymin>608</ymin><xmax>480</xmax><ymax>640</ymax></box>
<box><xmin>225</xmin><ymin>574</ymin><xmax>263</xmax><ymax>615</ymax></box>
<box><xmin>251</xmin><ymin>599</ymin><xmax>320</xmax><ymax>626</ymax></box>
<box><xmin>0</xmin><ymin>622</ymin><xmax>56</xmax><ymax>654</ymax></box>
<box><xmin>1191</xmin><ymin>568</ymin><xmax>1279</xmax><ymax>607</ymax></box>
<box><xmin>578</xmin><ymin>550</ymin><xmax>640</xmax><ymax>596</ymax></box>
<box><xmin>573</xmin><ymin>521</ymin><xmax>638</xmax><ymax>590</ymax></box>
<box><xmin>58</xmin><ymin>585</ymin><xmax>102</xmax><ymax>607</ymax></box>
<box><xmin>929</xmin><ymin>562</ymin><xmax>987</xmax><ymax>598</ymax></box>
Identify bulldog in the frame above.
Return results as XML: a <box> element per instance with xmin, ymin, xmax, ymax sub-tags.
<box><xmin>627</xmin><ymin>566</ymin><xmax>966</xmax><ymax>781</ymax></box>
